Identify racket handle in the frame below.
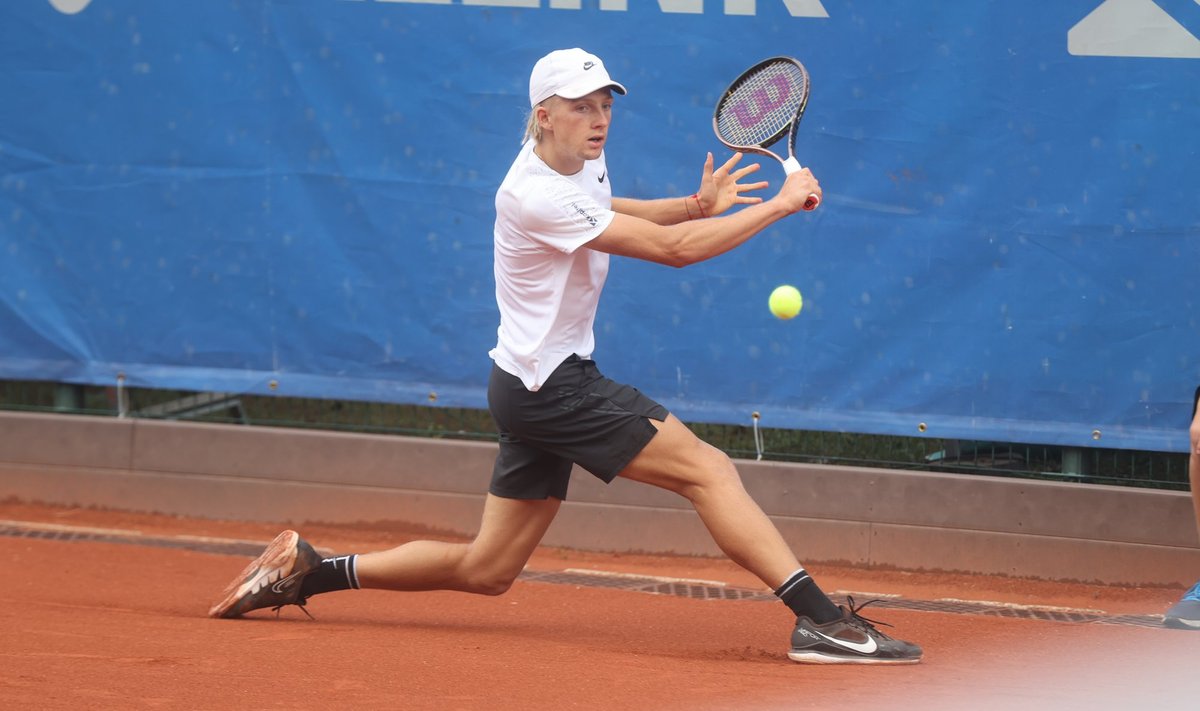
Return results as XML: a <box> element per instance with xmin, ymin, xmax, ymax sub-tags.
<box><xmin>781</xmin><ymin>157</ymin><xmax>820</xmax><ymax>211</ymax></box>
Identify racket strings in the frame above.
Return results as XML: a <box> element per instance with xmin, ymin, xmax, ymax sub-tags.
<box><xmin>715</xmin><ymin>62</ymin><xmax>808</xmax><ymax>147</ymax></box>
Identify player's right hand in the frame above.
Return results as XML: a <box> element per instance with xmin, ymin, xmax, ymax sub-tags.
<box><xmin>780</xmin><ymin>168</ymin><xmax>821</xmax><ymax>214</ymax></box>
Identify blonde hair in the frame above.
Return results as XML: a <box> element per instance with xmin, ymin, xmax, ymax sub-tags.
<box><xmin>524</xmin><ymin>97</ymin><xmax>560</xmax><ymax>143</ymax></box>
<box><xmin>524</xmin><ymin>108</ymin><xmax>543</xmax><ymax>143</ymax></box>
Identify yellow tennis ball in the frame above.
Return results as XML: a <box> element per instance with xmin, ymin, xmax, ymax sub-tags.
<box><xmin>769</xmin><ymin>285</ymin><xmax>803</xmax><ymax>320</ymax></box>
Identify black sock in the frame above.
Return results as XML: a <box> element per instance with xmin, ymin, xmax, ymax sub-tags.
<box><xmin>775</xmin><ymin>568</ymin><xmax>842</xmax><ymax>624</ymax></box>
<box><xmin>298</xmin><ymin>554</ymin><xmax>360</xmax><ymax>599</ymax></box>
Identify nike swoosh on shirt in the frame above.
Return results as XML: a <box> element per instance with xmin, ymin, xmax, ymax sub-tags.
<box><xmin>597</xmin><ymin>171</ymin><xmax>606</xmax><ymax>183</ymax></box>
<box><xmin>811</xmin><ymin>629</ymin><xmax>878</xmax><ymax>654</ymax></box>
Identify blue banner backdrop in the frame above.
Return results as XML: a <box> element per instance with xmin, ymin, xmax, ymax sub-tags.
<box><xmin>2</xmin><ymin>1</ymin><xmax>1198</xmax><ymax>451</ymax></box>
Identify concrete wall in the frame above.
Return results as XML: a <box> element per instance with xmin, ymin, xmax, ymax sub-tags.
<box><xmin>1</xmin><ymin>411</ymin><xmax>1196</xmax><ymax>586</ymax></box>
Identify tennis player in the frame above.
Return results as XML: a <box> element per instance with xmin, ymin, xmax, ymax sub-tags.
<box><xmin>1164</xmin><ymin>385</ymin><xmax>1200</xmax><ymax>629</ymax></box>
<box><xmin>210</xmin><ymin>48</ymin><xmax>922</xmax><ymax>665</ymax></box>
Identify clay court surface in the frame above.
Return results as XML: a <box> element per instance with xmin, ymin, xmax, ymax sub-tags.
<box><xmin>1</xmin><ymin>499</ymin><xmax>1197</xmax><ymax>710</ymax></box>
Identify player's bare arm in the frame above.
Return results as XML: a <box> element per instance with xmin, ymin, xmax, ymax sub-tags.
<box><xmin>611</xmin><ymin>152</ymin><xmax>768</xmax><ymax>225</ymax></box>
<box><xmin>593</xmin><ymin>168</ymin><xmax>820</xmax><ymax>267</ymax></box>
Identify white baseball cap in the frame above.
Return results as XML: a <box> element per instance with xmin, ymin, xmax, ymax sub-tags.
<box><xmin>528</xmin><ymin>48</ymin><xmax>627</xmax><ymax>108</ymax></box>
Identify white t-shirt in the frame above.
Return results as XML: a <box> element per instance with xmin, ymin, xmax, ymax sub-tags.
<box><xmin>489</xmin><ymin>141</ymin><xmax>615</xmax><ymax>391</ymax></box>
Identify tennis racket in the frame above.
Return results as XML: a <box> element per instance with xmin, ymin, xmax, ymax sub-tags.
<box><xmin>713</xmin><ymin>56</ymin><xmax>819</xmax><ymax>210</ymax></box>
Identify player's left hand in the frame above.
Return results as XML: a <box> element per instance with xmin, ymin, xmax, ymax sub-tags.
<box><xmin>695</xmin><ymin>152</ymin><xmax>767</xmax><ymax>217</ymax></box>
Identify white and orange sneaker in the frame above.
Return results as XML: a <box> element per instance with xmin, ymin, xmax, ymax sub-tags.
<box><xmin>208</xmin><ymin>530</ymin><xmax>322</xmax><ymax>619</ymax></box>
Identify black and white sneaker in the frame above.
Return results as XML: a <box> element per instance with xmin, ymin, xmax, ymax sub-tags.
<box><xmin>789</xmin><ymin>597</ymin><xmax>922</xmax><ymax>665</ymax></box>
<box><xmin>208</xmin><ymin>530</ymin><xmax>322</xmax><ymax>619</ymax></box>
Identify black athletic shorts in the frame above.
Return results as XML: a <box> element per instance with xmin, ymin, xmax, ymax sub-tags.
<box><xmin>486</xmin><ymin>354</ymin><xmax>669</xmax><ymax>500</ymax></box>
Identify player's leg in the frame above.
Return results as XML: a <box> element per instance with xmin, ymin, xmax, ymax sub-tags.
<box><xmin>209</xmin><ymin>494</ymin><xmax>559</xmax><ymax>618</ymax></box>
<box><xmin>210</xmin><ymin>363</ymin><xmax>574</xmax><ymax>618</ymax></box>
<box><xmin>498</xmin><ymin>355</ymin><xmax>918</xmax><ymax>663</ymax></box>
<box><xmin>1190</xmin><ymin>386</ymin><xmax>1200</xmax><ymax>546</ymax></box>
<box><xmin>1165</xmin><ymin>386</ymin><xmax>1200</xmax><ymax>629</ymax></box>
<box><xmin>352</xmin><ymin>362</ymin><xmax>583</xmax><ymax>595</ymax></box>
<box><xmin>353</xmin><ymin>361</ymin><xmax>580</xmax><ymax>594</ymax></box>
<box><xmin>618</xmin><ymin>413</ymin><xmax>921</xmax><ymax>664</ymax></box>
<box><xmin>618</xmin><ymin>414</ymin><xmax>798</xmax><ymax>588</ymax></box>
<box><xmin>354</xmin><ymin>493</ymin><xmax>560</xmax><ymax>594</ymax></box>
<box><xmin>350</xmin><ymin>357</ymin><xmax>580</xmax><ymax>598</ymax></box>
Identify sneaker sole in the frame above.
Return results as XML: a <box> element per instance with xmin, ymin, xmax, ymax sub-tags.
<box><xmin>788</xmin><ymin>650</ymin><xmax>922</xmax><ymax>665</ymax></box>
<box><xmin>1163</xmin><ymin>616</ymin><xmax>1200</xmax><ymax>630</ymax></box>
<box><xmin>208</xmin><ymin>530</ymin><xmax>300</xmax><ymax>619</ymax></box>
